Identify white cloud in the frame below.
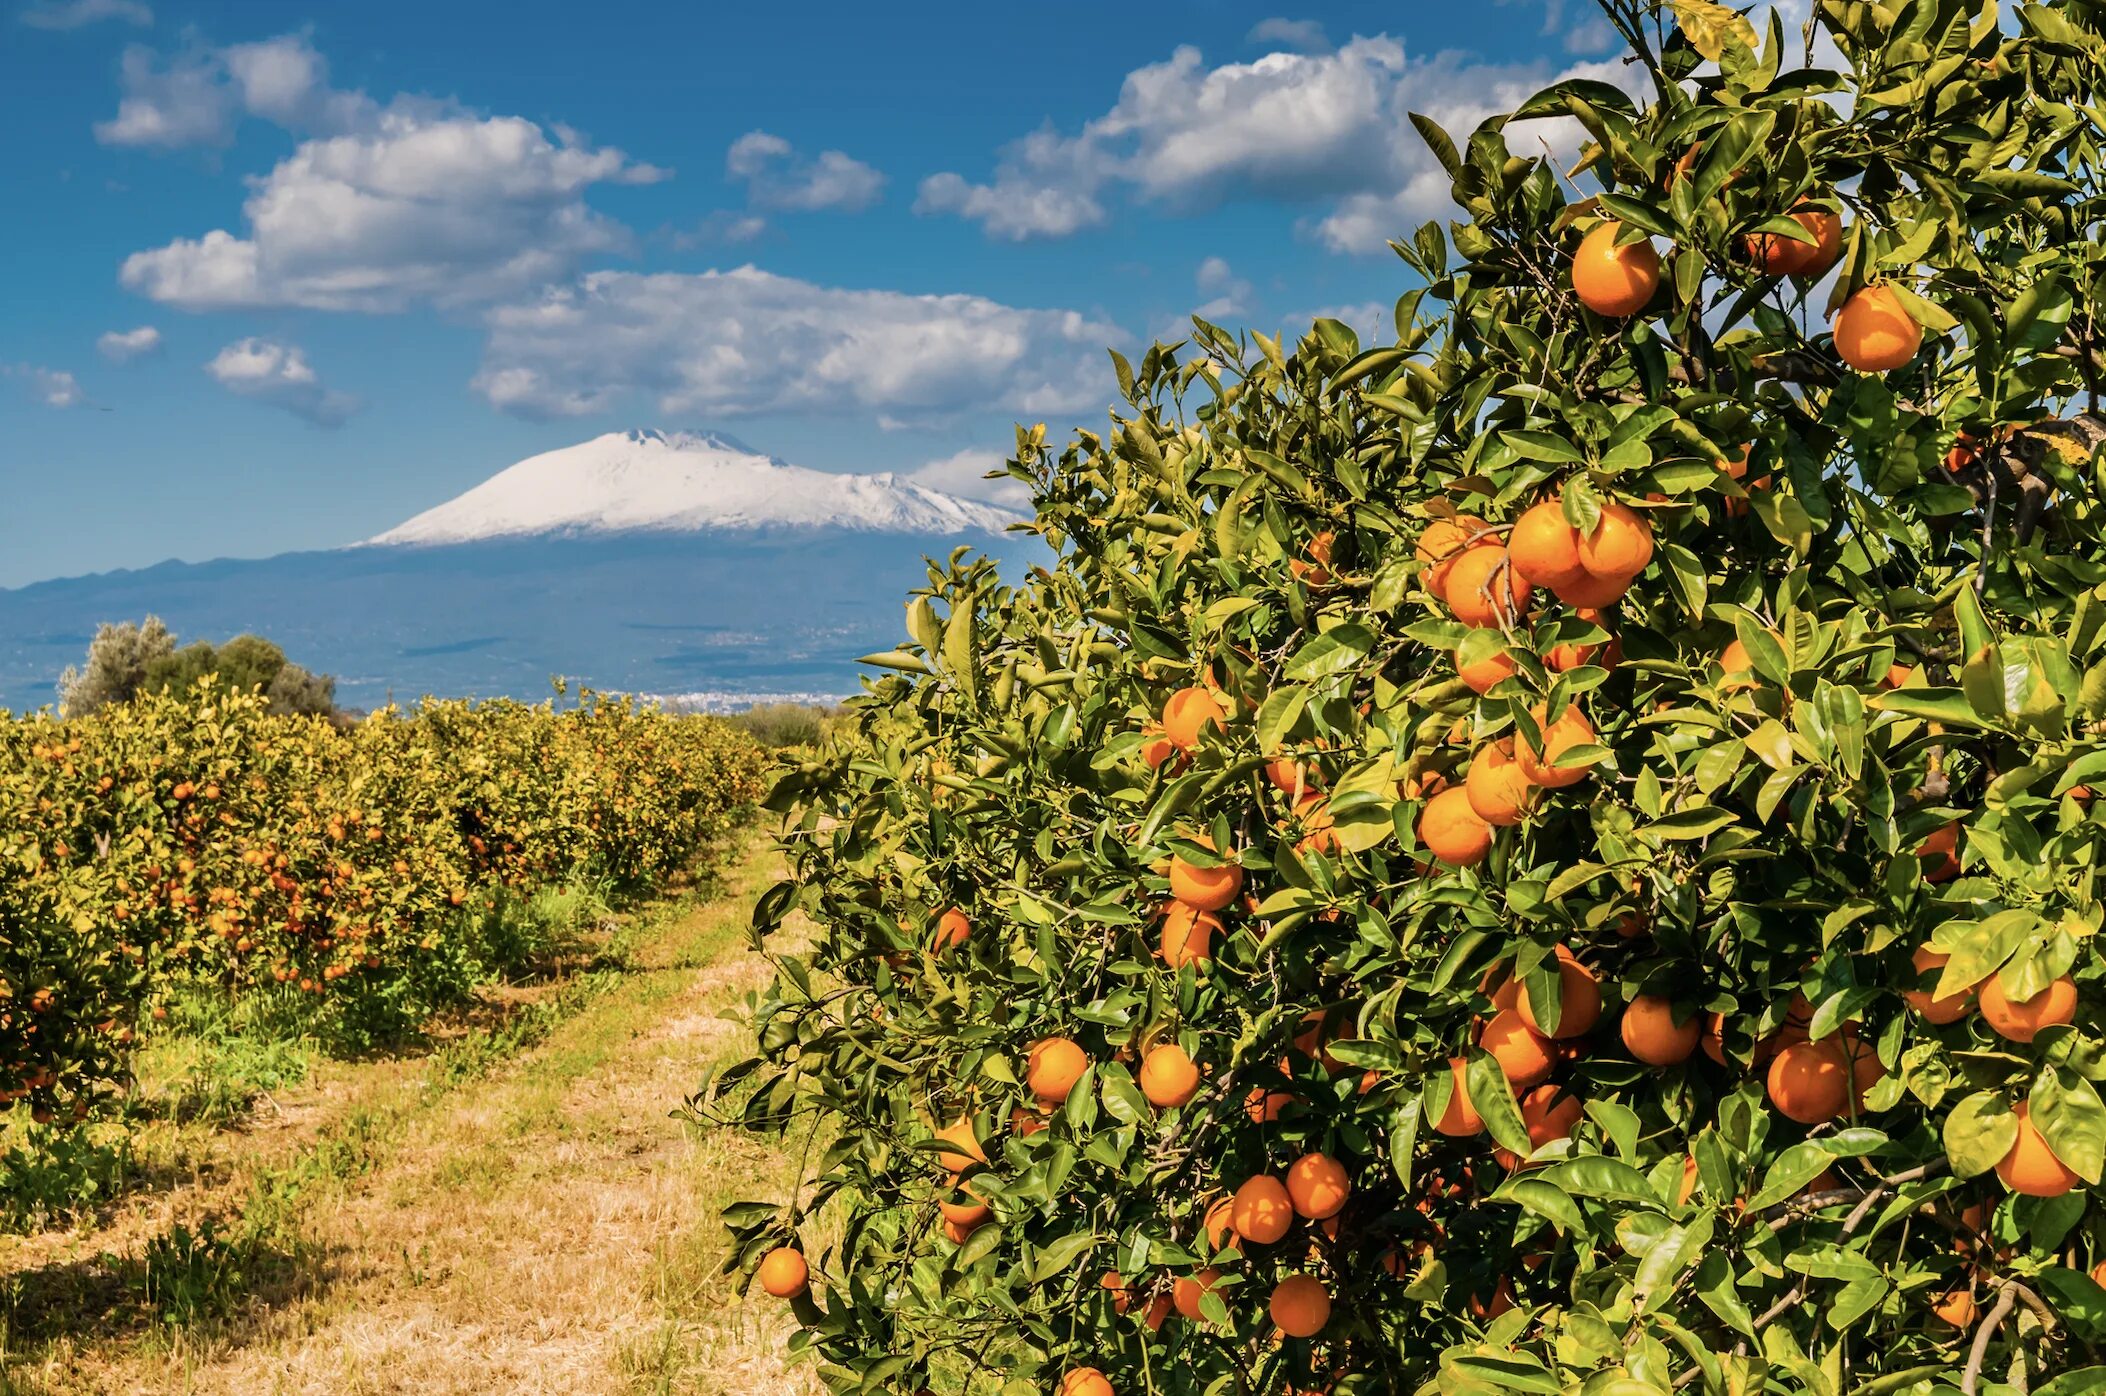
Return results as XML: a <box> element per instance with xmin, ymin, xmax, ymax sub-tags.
<box><xmin>1246</xmin><ymin>18</ymin><xmax>1330</xmax><ymax>53</ymax></box>
<box><xmin>916</xmin><ymin>34</ymin><xmax>1637</xmax><ymax>251</ymax></box>
<box><xmin>470</xmin><ymin>266</ymin><xmax>1117</xmax><ymax>423</ymax></box>
<box><xmin>8</xmin><ymin>365</ymin><xmax>86</xmax><ymax>407</ymax></box>
<box><xmin>108</xmin><ymin>32</ymin><xmax>665</xmax><ymax>311</ymax></box>
<box><xmin>1193</xmin><ymin>255</ymin><xmax>1252</xmax><ymax>320</ymax></box>
<box><xmin>907</xmin><ymin>448</ymin><xmax>1031</xmax><ymax>508</ymax></box>
<box><xmin>97</xmin><ymin>325</ymin><xmax>161</xmax><ymax>361</ymax></box>
<box><xmin>724</xmin><ymin>130</ymin><xmax>884</xmax><ymax>213</ymax></box>
<box><xmin>20</xmin><ymin>0</ymin><xmax>150</xmax><ymax>29</ymax></box>
<box><xmin>205</xmin><ymin>337</ymin><xmax>358</xmax><ymax>425</ymax></box>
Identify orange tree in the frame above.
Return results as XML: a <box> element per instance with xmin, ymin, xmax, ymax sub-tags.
<box><xmin>714</xmin><ymin>2</ymin><xmax>2106</xmax><ymax>1392</ymax></box>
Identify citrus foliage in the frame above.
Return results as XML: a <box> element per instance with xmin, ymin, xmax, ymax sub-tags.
<box><xmin>721</xmin><ymin>2</ymin><xmax>2106</xmax><ymax>1392</ymax></box>
<box><xmin>0</xmin><ymin>681</ymin><xmax>764</xmax><ymax>1123</ymax></box>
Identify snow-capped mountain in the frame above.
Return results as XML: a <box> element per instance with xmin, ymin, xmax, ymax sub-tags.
<box><xmin>366</xmin><ymin>429</ymin><xmax>1020</xmax><ymax>545</ymax></box>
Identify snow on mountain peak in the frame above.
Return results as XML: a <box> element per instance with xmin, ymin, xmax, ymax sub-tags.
<box><xmin>365</xmin><ymin>429</ymin><xmax>1022</xmax><ymax>546</ymax></box>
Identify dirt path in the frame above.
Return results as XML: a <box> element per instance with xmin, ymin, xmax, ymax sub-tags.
<box><xmin>5</xmin><ymin>829</ymin><xmax>822</xmax><ymax>1396</ymax></box>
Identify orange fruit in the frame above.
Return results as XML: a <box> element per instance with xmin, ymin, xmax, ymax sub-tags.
<box><xmin>1621</xmin><ymin>994</ymin><xmax>1700</xmax><ymax>1065</ymax></box>
<box><xmin>1173</xmin><ymin>1267</ymin><xmax>1223</xmax><ymax>1320</ymax></box>
<box><xmin>1202</xmin><ymin>1194</ymin><xmax>1238</xmax><ymax>1251</ymax></box>
<box><xmin>1061</xmin><ymin>1369</ymin><xmax>1115</xmax><ymax>1396</ymax></box>
<box><xmin>1232</xmin><ymin>1174</ymin><xmax>1294</xmax><ymax>1244</ymax></box>
<box><xmin>1516</xmin><ymin>945</ymin><xmax>1602</xmax><ymax>1039</ymax></box>
<box><xmin>1516</xmin><ymin>703</ymin><xmax>1596</xmax><ymax>789</ymax></box>
<box><xmin>1497</xmin><ymin>1084</ymin><xmax>1582</xmax><ymax>1169</ymax></box>
<box><xmin>1572</xmin><ymin>221</ymin><xmax>1661</xmax><ymax>317</ymax></box>
<box><xmin>932</xmin><ymin>1117</ymin><xmax>987</xmax><ymax>1173</ymax></box>
<box><xmin>1433</xmin><ymin>1056</ymin><xmax>1484</xmax><ymax>1137</ymax></box>
<box><xmin>1979</xmin><ymin>973</ymin><xmax>2077</xmax><ymax>1043</ymax></box>
<box><xmin>1465</xmin><ymin>740</ymin><xmax>1537</xmax><ymax>827</ymax></box>
<box><xmin>1549</xmin><ymin>566</ymin><xmax>1632</xmax><ymax>607</ymax></box>
<box><xmin>1902</xmin><ymin>945</ymin><xmax>1977</xmax><ymax>1024</ymax></box>
<box><xmin>1834</xmin><ymin>285</ymin><xmax>1925</xmax><ymax>373</ymax></box>
<box><xmin>1293</xmin><ymin>794</ymin><xmax>1339</xmax><ymax>856</ymax></box>
<box><xmin>933</xmin><ymin>907</ymin><xmax>971</xmax><ymax>950</ymax></box>
<box><xmin>1270</xmin><ymin>1274</ymin><xmax>1331</xmax><ymax>1338</ymax></box>
<box><xmin>1160</xmin><ymin>900</ymin><xmax>1222</xmax><ymax>970</ymax></box>
<box><xmin>757</xmin><ymin>1246</ymin><xmax>809</xmax><ymax>1298</ymax></box>
<box><xmin>1917</xmin><ymin>822</ymin><xmax>1961</xmax><ymax>882</ymax></box>
<box><xmin>1481</xmin><ymin>966</ymin><xmax>1523</xmax><ymax>1013</ymax></box>
<box><xmin>1168</xmin><ymin>833</ymin><xmax>1242</xmax><ymax>911</ymax></box>
<box><xmin>1286</xmin><ymin>1152</ymin><xmax>1351</xmax><ymax>1220</ymax></box>
<box><xmin>1140</xmin><ymin>730</ymin><xmax>1178</xmax><ymax>770</ymax></box>
<box><xmin>1417</xmin><ymin>515</ymin><xmax>1485</xmax><ymax>594</ymax></box>
<box><xmin>1932</xmin><ymin>1284</ymin><xmax>1978</xmax><ymax>1329</ymax></box>
<box><xmin>1745</xmin><ymin>205</ymin><xmax>1841</xmax><ymax>277</ymax></box>
<box><xmin>1245</xmin><ymin>1086</ymin><xmax>1296</xmax><ymax>1123</ymax></box>
<box><xmin>1027</xmin><ymin>1037</ymin><xmax>1089</xmax><ymax>1103</ymax></box>
<box><xmin>1457</xmin><ymin>647</ymin><xmax>1519</xmax><ymax>695</ymax></box>
<box><xmin>1140</xmin><ymin>1043</ymin><xmax>1201</xmax><ymax>1108</ymax></box>
<box><xmin>1509</xmin><ymin>500</ymin><xmax>1585</xmax><ymax>587</ymax></box>
<box><xmin>1265</xmin><ymin>756</ymin><xmax>1319</xmax><ymax>796</ymax></box>
<box><xmin>1099</xmin><ymin>1269</ymin><xmax>1134</xmax><ymax>1313</ymax></box>
<box><xmin>1418</xmin><ymin>785</ymin><xmax>1495</xmax><ymax>866</ymax></box>
<box><xmin>1479</xmin><ymin>1008</ymin><xmax>1556</xmax><ymax>1090</ymax></box>
<box><xmin>1469</xmin><ymin>1276</ymin><xmax>1516</xmax><ymax>1319</ymax></box>
<box><xmin>939</xmin><ymin>1188</ymin><xmax>991</xmax><ymax>1228</ymax></box>
<box><xmin>1998</xmin><ymin>1102</ymin><xmax>2081</xmax><ymax>1197</ymax></box>
<box><xmin>1291</xmin><ymin>531</ymin><xmax>1335</xmax><ymax>586</ymax></box>
<box><xmin>1577</xmin><ymin>502</ymin><xmax>1653</xmax><ymax>580</ymax></box>
<box><xmin>1766</xmin><ymin>1039</ymin><xmax>1850</xmax><ymax>1124</ymax></box>
<box><xmin>1163</xmin><ymin>686</ymin><xmax>1227</xmax><ymax>749</ymax></box>
<box><xmin>1718</xmin><ymin>639</ymin><xmax>1759</xmax><ymax>690</ymax></box>
<box><xmin>1444</xmin><ymin>544</ymin><xmax>1533</xmax><ymax>627</ymax></box>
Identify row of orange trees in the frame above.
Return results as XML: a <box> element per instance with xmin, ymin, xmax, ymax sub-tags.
<box><xmin>715</xmin><ymin>1</ymin><xmax>2106</xmax><ymax>1393</ymax></box>
<box><xmin>0</xmin><ymin>679</ymin><xmax>765</xmax><ymax>1125</ymax></box>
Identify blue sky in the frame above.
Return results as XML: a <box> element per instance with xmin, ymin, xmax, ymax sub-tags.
<box><xmin>0</xmin><ymin>0</ymin><xmax>1622</xmax><ymax>587</ymax></box>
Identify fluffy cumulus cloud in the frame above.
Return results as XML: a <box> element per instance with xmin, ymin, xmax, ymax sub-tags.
<box><xmin>1246</xmin><ymin>18</ymin><xmax>1330</xmax><ymax>53</ymax></box>
<box><xmin>725</xmin><ymin>130</ymin><xmax>884</xmax><ymax>213</ymax></box>
<box><xmin>111</xmin><ymin>34</ymin><xmax>666</xmax><ymax>311</ymax></box>
<box><xmin>1194</xmin><ymin>255</ymin><xmax>1252</xmax><ymax>320</ymax></box>
<box><xmin>907</xmin><ymin>448</ymin><xmax>1031</xmax><ymax>509</ymax></box>
<box><xmin>916</xmin><ymin>34</ymin><xmax>1637</xmax><ymax>251</ymax></box>
<box><xmin>470</xmin><ymin>266</ymin><xmax>1116</xmax><ymax>422</ymax></box>
<box><xmin>205</xmin><ymin>337</ymin><xmax>358</xmax><ymax>425</ymax></box>
<box><xmin>97</xmin><ymin>325</ymin><xmax>161</xmax><ymax>361</ymax></box>
<box><xmin>7</xmin><ymin>365</ymin><xmax>85</xmax><ymax>407</ymax></box>
<box><xmin>19</xmin><ymin>0</ymin><xmax>150</xmax><ymax>29</ymax></box>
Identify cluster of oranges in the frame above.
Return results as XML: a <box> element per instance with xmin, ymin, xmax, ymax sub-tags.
<box><xmin>1571</xmin><ymin>210</ymin><xmax>1926</xmax><ymax>375</ymax></box>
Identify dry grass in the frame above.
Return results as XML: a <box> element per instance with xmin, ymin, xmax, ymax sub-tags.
<box><xmin>0</xmin><ymin>828</ymin><xmax>824</xmax><ymax>1396</ymax></box>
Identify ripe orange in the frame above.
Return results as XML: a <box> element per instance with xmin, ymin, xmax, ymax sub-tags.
<box><xmin>1469</xmin><ymin>1276</ymin><xmax>1517</xmax><ymax>1319</ymax></box>
<box><xmin>1163</xmin><ymin>686</ymin><xmax>1227</xmax><ymax>749</ymax></box>
<box><xmin>1479</xmin><ymin>1008</ymin><xmax>1556</xmax><ymax>1090</ymax></box>
<box><xmin>1718</xmin><ymin>639</ymin><xmax>1758</xmax><ymax>690</ymax></box>
<box><xmin>1061</xmin><ymin>1369</ymin><xmax>1115</xmax><ymax>1396</ymax></box>
<box><xmin>1202</xmin><ymin>1195</ymin><xmax>1238</xmax><ymax>1251</ymax></box>
<box><xmin>1418</xmin><ymin>515</ymin><xmax>1486</xmax><ymax>594</ymax></box>
<box><xmin>1291</xmin><ymin>531</ymin><xmax>1335</xmax><ymax>586</ymax></box>
<box><xmin>1286</xmin><ymin>1152</ymin><xmax>1351</xmax><ymax>1220</ymax></box>
<box><xmin>1932</xmin><ymin>1284</ymin><xmax>1978</xmax><ymax>1329</ymax></box>
<box><xmin>1549</xmin><ymin>565</ymin><xmax>1633</xmax><ymax>607</ymax></box>
<box><xmin>1902</xmin><ymin>945</ymin><xmax>1977</xmax><ymax>1024</ymax></box>
<box><xmin>1457</xmin><ymin>647</ymin><xmax>1519</xmax><ymax>696</ymax></box>
<box><xmin>932</xmin><ymin>1117</ymin><xmax>987</xmax><ymax>1173</ymax></box>
<box><xmin>1099</xmin><ymin>1269</ymin><xmax>1134</xmax><ymax>1313</ymax></box>
<box><xmin>1168</xmin><ymin>834</ymin><xmax>1242</xmax><ymax>911</ymax></box>
<box><xmin>1979</xmin><ymin>973</ymin><xmax>2077</xmax><ymax>1043</ymax></box>
<box><xmin>1620</xmin><ymin>994</ymin><xmax>1700</xmax><ymax>1065</ymax></box>
<box><xmin>1917</xmin><ymin>822</ymin><xmax>1961</xmax><ymax>882</ymax></box>
<box><xmin>1160</xmin><ymin>900</ymin><xmax>1222</xmax><ymax>969</ymax></box>
<box><xmin>1265</xmin><ymin>756</ymin><xmax>1319</xmax><ymax>796</ymax></box>
<box><xmin>1509</xmin><ymin>500</ymin><xmax>1584</xmax><ymax>587</ymax></box>
<box><xmin>940</xmin><ymin>1188</ymin><xmax>991</xmax><ymax>1227</ymax></box>
<box><xmin>1516</xmin><ymin>945</ymin><xmax>1602</xmax><ymax>1039</ymax></box>
<box><xmin>1497</xmin><ymin>1084</ymin><xmax>1582</xmax><ymax>1169</ymax></box>
<box><xmin>1418</xmin><ymin>786</ymin><xmax>1495</xmax><ymax>866</ymax></box>
<box><xmin>932</xmin><ymin>907</ymin><xmax>971</xmax><ymax>950</ymax></box>
<box><xmin>1766</xmin><ymin>1039</ymin><xmax>1850</xmax><ymax>1124</ymax></box>
<box><xmin>1433</xmin><ymin>1056</ymin><xmax>1484</xmax><ymax>1137</ymax></box>
<box><xmin>1245</xmin><ymin>1086</ymin><xmax>1296</xmax><ymax>1123</ymax></box>
<box><xmin>1027</xmin><ymin>1037</ymin><xmax>1089</xmax><ymax>1103</ymax></box>
<box><xmin>1140</xmin><ymin>729</ymin><xmax>1178</xmax><ymax>770</ymax></box>
<box><xmin>1834</xmin><ymin>285</ymin><xmax>1925</xmax><ymax>373</ymax></box>
<box><xmin>1444</xmin><ymin>544</ymin><xmax>1532</xmax><ymax>628</ymax></box>
<box><xmin>1480</xmin><ymin>965</ymin><xmax>1523</xmax><ymax>1013</ymax></box>
<box><xmin>1270</xmin><ymin>1274</ymin><xmax>1332</xmax><ymax>1338</ymax></box>
<box><xmin>1173</xmin><ymin>1267</ymin><xmax>1223</xmax><ymax>1320</ymax></box>
<box><xmin>1998</xmin><ymin>1102</ymin><xmax>2081</xmax><ymax>1197</ymax></box>
<box><xmin>757</xmin><ymin>1246</ymin><xmax>809</xmax><ymax>1298</ymax></box>
<box><xmin>1516</xmin><ymin>703</ymin><xmax>1596</xmax><ymax>789</ymax></box>
<box><xmin>1232</xmin><ymin>1174</ymin><xmax>1294</xmax><ymax>1244</ymax></box>
<box><xmin>1464</xmin><ymin>740</ymin><xmax>1536</xmax><ymax>827</ymax></box>
<box><xmin>1576</xmin><ymin>503</ymin><xmax>1653</xmax><ymax>580</ymax></box>
<box><xmin>1572</xmin><ymin>221</ymin><xmax>1661</xmax><ymax>317</ymax></box>
<box><xmin>1745</xmin><ymin>205</ymin><xmax>1841</xmax><ymax>277</ymax></box>
<box><xmin>1293</xmin><ymin>794</ymin><xmax>1339</xmax><ymax>856</ymax></box>
<box><xmin>1140</xmin><ymin>1043</ymin><xmax>1201</xmax><ymax>1108</ymax></box>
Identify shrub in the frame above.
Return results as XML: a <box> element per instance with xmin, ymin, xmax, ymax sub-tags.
<box><xmin>726</xmin><ymin>703</ymin><xmax>845</xmax><ymax>750</ymax></box>
<box><xmin>717</xmin><ymin>4</ymin><xmax>2106</xmax><ymax>1393</ymax></box>
<box><xmin>56</xmin><ymin>616</ymin><xmax>174</xmax><ymax>717</ymax></box>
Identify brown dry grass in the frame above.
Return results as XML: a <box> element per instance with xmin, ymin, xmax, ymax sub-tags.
<box><xmin>0</xmin><ymin>827</ymin><xmax>823</xmax><ymax>1396</ymax></box>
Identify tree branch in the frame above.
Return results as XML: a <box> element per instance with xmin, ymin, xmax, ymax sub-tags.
<box><xmin>1962</xmin><ymin>1280</ymin><xmax>2020</xmax><ymax>1396</ymax></box>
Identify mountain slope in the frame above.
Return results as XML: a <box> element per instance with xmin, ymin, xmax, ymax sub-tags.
<box><xmin>367</xmin><ymin>429</ymin><xmax>1020</xmax><ymax>544</ymax></box>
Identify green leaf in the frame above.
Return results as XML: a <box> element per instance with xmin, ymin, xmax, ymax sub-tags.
<box><xmin>1644</xmin><ymin>806</ymin><xmax>1737</xmax><ymax>841</ymax></box>
<box><xmin>1466</xmin><ymin>1049</ymin><xmax>1532</xmax><ymax>1158</ymax></box>
<box><xmin>1284</xmin><ymin>624</ymin><xmax>1376</xmax><ymax>681</ymax></box>
<box><xmin>2033</xmin><ymin>1066</ymin><xmax>2106</xmax><ymax>1184</ymax></box>
<box><xmin>1944</xmin><ymin>1091</ymin><xmax>2019</xmax><ymax>1179</ymax></box>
